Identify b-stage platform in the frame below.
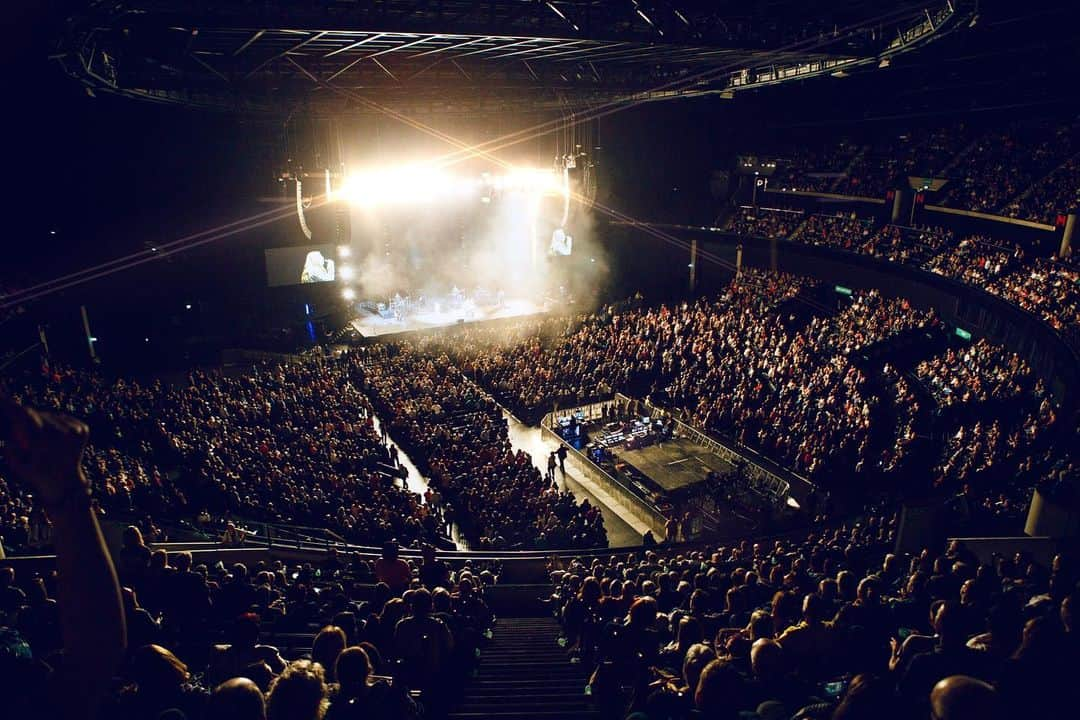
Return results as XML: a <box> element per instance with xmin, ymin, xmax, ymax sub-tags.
<box><xmin>612</xmin><ymin>438</ymin><xmax>737</xmax><ymax>495</ymax></box>
<box><xmin>548</xmin><ymin>397</ymin><xmax>800</xmax><ymax>541</ymax></box>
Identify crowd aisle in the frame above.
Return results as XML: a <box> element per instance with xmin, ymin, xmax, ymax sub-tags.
<box><xmin>501</xmin><ymin>410</ymin><xmax>647</xmax><ymax>548</ymax></box>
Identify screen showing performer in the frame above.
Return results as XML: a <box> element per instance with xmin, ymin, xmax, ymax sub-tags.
<box><xmin>265</xmin><ymin>245</ymin><xmax>337</xmax><ymax>287</ymax></box>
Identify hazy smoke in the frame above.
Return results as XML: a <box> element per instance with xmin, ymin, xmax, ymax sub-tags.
<box><xmin>340</xmin><ymin>178</ymin><xmax>607</xmax><ymax>309</ymax></box>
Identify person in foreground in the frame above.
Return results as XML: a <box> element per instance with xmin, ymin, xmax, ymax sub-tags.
<box><xmin>1</xmin><ymin>399</ymin><xmax>127</xmax><ymax>719</ymax></box>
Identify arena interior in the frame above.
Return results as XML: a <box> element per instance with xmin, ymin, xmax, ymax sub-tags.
<box><xmin>2</xmin><ymin>2</ymin><xmax>1080</xmax><ymax>719</ymax></box>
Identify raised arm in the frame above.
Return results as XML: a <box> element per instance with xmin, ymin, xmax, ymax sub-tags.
<box><xmin>3</xmin><ymin>400</ymin><xmax>127</xmax><ymax>719</ymax></box>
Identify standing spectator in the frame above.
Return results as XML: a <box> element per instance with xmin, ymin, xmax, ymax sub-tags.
<box><xmin>374</xmin><ymin>541</ymin><xmax>412</xmax><ymax>596</ymax></box>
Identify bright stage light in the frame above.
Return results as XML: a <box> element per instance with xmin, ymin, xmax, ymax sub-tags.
<box><xmin>342</xmin><ymin>288</ymin><xmax>356</xmax><ymax>301</ymax></box>
<box><xmin>337</xmin><ymin>245</ymin><xmax>351</xmax><ymax>258</ymax></box>
<box><xmin>501</xmin><ymin>167</ymin><xmax>560</xmax><ymax>193</ymax></box>
<box><xmin>336</xmin><ymin>164</ymin><xmax>559</xmax><ymax>206</ymax></box>
<box><xmin>339</xmin><ymin>166</ymin><xmax>470</xmax><ymax>206</ymax></box>
<box><xmin>339</xmin><ymin>265</ymin><xmax>355</xmax><ymax>281</ymax></box>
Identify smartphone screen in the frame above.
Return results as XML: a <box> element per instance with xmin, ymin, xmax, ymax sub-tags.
<box><xmin>371</xmin><ymin>674</ymin><xmax>394</xmax><ymax>688</ymax></box>
<box><xmin>824</xmin><ymin>680</ymin><xmax>846</xmax><ymax>698</ymax></box>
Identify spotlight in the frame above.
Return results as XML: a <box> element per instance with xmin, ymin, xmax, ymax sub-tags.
<box><xmin>337</xmin><ymin>245</ymin><xmax>351</xmax><ymax>258</ymax></box>
<box><xmin>340</xmin><ymin>265</ymin><xmax>355</xmax><ymax>281</ymax></box>
<box><xmin>185</xmin><ymin>303</ymin><xmax>192</xmax><ymax>310</ymax></box>
<box><xmin>340</xmin><ymin>166</ymin><xmax>459</xmax><ymax>206</ymax></box>
<box><xmin>342</xmin><ymin>288</ymin><xmax>356</xmax><ymax>301</ymax></box>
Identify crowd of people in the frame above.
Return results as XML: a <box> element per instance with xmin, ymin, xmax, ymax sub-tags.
<box><xmin>857</xmin><ymin>224</ymin><xmax>954</xmax><ymax>266</ymax></box>
<box><xmin>923</xmin><ymin>236</ymin><xmax>1025</xmax><ymax>287</ymax></box>
<box><xmin>549</xmin><ymin>516</ymin><xmax>1079</xmax><ymax>720</ymax></box>
<box><xmin>0</xmin><ymin>399</ymin><xmax>498</xmax><ymax>719</ymax></box>
<box><xmin>986</xmin><ymin>256</ymin><xmax>1080</xmax><ymax>348</ymax></box>
<box><xmin>770</xmin><ymin>140</ymin><xmax>862</xmax><ymax>194</ymax></box>
<box><xmin>3</xmin><ymin>230</ymin><xmax>1071</xmax><ymax>558</ymax></box>
<box><xmin>748</xmin><ymin>212</ymin><xmax>1077</xmax><ymax>354</ymax></box>
<box><xmin>914</xmin><ymin>339</ymin><xmax>1035</xmax><ymax>410</ymax></box>
<box><xmin>0</xmin><ymin>359</ymin><xmax>443</xmax><ymax>553</ymax></box>
<box><xmin>910</xmin><ymin>338</ymin><xmax>1067</xmax><ymax>524</ymax></box>
<box><xmin>937</xmin><ymin>123</ymin><xmax>1076</xmax><ymax>217</ymax></box>
<box><xmin>402</xmin><ymin>265</ymin><xmax>1075</xmax><ymax>535</ymax></box>
<box><xmin>797</xmin><ymin>214</ymin><xmax>874</xmax><ymax>251</ymax></box>
<box><xmin>415</xmin><ymin>272</ymin><xmax>962</xmax><ymax>488</ymax></box>
<box><xmin>727</xmin><ymin>208</ymin><xmax>803</xmax><ymax>239</ymax></box>
<box><xmin>752</xmin><ymin>118</ymin><xmax>1080</xmax><ymax>223</ymax></box>
<box><xmin>1006</xmin><ymin>152</ymin><xmax>1080</xmax><ymax>224</ymax></box>
<box><xmin>354</xmin><ymin>345</ymin><xmax>607</xmax><ymax>550</ymax></box>
<box><xmin>878</xmin><ymin>366</ymin><xmax>921</xmax><ymax>477</ymax></box>
<box><xmin>2</xmin><ymin>399</ymin><xmax>1078</xmax><ymax>720</ymax></box>
<box><xmin>0</xmin><ymin>345</ymin><xmax>616</xmax><ymax>555</ymax></box>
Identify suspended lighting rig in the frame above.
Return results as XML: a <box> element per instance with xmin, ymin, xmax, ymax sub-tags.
<box><xmin>54</xmin><ymin>1</ymin><xmax>974</xmax><ymax>116</ymax></box>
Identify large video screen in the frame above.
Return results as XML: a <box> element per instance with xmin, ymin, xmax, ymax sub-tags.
<box><xmin>265</xmin><ymin>245</ymin><xmax>337</xmax><ymax>287</ymax></box>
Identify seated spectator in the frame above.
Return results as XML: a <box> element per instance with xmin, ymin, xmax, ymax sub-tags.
<box><xmin>208</xmin><ymin>614</ymin><xmax>287</xmax><ymax>688</ymax></box>
<box><xmin>312</xmin><ymin>625</ymin><xmax>348</xmax><ymax>684</ymax></box>
<box><xmin>929</xmin><ymin>675</ymin><xmax>1001</xmax><ymax>720</ymax></box>
<box><xmin>694</xmin><ymin>658</ymin><xmax>751</xmax><ymax>720</ymax></box>
<box><xmin>898</xmin><ymin>602</ymin><xmax>998</xmax><ymax>705</ymax></box>
<box><xmin>775</xmin><ymin>593</ymin><xmax>836</xmax><ymax>673</ymax></box>
<box><xmin>205</xmin><ymin>678</ymin><xmax>266</xmax><ymax>720</ymax></box>
<box><xmin>117</xmin><ymin>644</ymin><xmax>208</xmax><ymax>720</ymax></box>
<box><xmin>266</xmin><ymin>659</ymin><xmax>328</xmax><ymax>720</ymax></box>
<box><xmin>326</xmin><ymin>646</ymin><xmax>416</xmax><ymax>720</ymax></box>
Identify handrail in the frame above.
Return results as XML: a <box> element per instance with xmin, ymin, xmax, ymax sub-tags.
<box><xmin>2</xmin><ymin>527</ymin><xmax>813</xmax><ymax>566</ymax></box>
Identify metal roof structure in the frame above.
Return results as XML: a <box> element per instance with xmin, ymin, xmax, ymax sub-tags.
<box><xmin>55</xmin><ymin>1</ymin><xmax>974</xmax><ymax>116</ymax></box>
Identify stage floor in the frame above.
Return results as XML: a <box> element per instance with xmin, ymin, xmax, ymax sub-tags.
<box><xmin>612</xmin><ymin>436</ymin><xmax>736</xmax><ymax>493</ymax></box>
<box><xmin>349</xmin><ymin>297</ymin><xmax>547</xmax><ymax>338</ymax></box>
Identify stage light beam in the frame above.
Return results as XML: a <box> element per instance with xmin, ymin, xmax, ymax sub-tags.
<box><xmin>337</xmin><ymin>166</ymin><xmax>559</xmax><ymax>207</ymax></box>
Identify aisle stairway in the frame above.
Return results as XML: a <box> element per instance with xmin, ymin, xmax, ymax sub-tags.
<box><xmin>449</xmin><ymin>617</ymin><xmax>599</xmax><ymax>720</ymax></box>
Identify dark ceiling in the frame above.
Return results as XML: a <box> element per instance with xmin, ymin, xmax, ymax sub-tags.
<box><xmin>54</xmin><ymin>0</ymin><xmax>974</xmax><ymax>115</ymax></box>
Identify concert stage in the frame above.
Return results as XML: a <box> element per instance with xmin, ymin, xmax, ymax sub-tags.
<box><xmin>348</xmin><ymin>293</ymin><xmax>548</xmax><ymax>338</ymax></box>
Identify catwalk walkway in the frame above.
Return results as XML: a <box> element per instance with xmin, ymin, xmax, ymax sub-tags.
<box><xmin>370</xmin><ymin>399</ymin><xmax>642</xmax><ymax>549</ymax></box>
<box><xmin>503</xmin><ymin>411</ymin><xmax>644</xmax><ymax>548</ymax></box>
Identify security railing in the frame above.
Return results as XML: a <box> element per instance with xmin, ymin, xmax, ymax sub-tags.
<box><xmin>635</xmin><ymin>395</ymin><xmax>796</xmax><ymax>508</ymax></box>
<box><xmin>540</xmin><ymin>397</ymin><xmax>669</xmax><ymax>533</ymax></box>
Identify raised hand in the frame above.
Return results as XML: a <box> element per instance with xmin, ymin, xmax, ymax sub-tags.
<box><xmin>2</xmin><ymin>399</ymin><xmax>92</xmax><ymax>512</ymax></box>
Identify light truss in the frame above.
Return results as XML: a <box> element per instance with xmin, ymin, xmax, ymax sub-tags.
<box><xmin>54</xmin><ymin>1</ymin><xmax>976</xmax><ymax>116</ymax></box>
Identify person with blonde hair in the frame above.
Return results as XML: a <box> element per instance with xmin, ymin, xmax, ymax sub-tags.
<box><xmin>311</xmin><ymin>625</ymin><xmax>347</xmax><ymax>684</ymax></box>
<box><xmin>266</xmin><ymin>659</ymin><xmax>329</xmax><ymax>720</ymax></box>
<box><xmin>301</xmin><ymin>251</ymin><xmax>335</xmax><ymax>283</ymax></box>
